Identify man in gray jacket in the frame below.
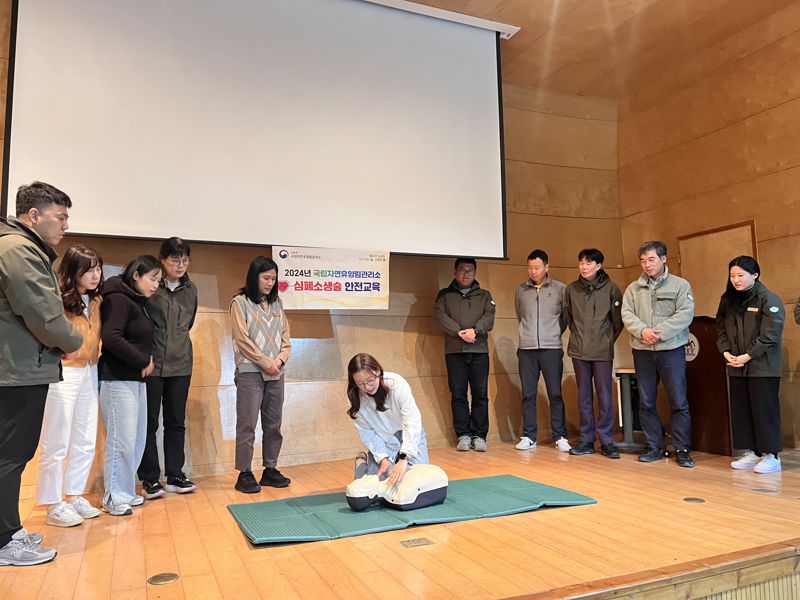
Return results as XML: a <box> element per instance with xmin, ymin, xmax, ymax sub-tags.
<box><xmin>0</xmin><ymin>182</ymin><xmax>83</xmax><ymax>565</ymax></box>
<box><xmin>434</xmin><ymin>258</ymin><xmax>496</xmax><ymax>452</ymax></box>
<box><xmin>515</xmin><ymin>249</ymin><xmax>570</xmax><ymax>452</ymax></box>
<box><xmin>622</xmin><ymin>241</ymin><xmax>695</xmax><ymax>467</ymax></box>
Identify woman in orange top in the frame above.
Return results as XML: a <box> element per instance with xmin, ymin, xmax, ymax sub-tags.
<box><xmin>36</xmin><ymin>245</ymin><xmax>104</xmax><ymax>527</ymax></box>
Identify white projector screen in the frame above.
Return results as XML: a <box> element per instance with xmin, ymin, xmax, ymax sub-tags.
<box><xmin>4</xmin><ymin>0</ymin><xmax>507</xmax><ymax>258</ymax></box>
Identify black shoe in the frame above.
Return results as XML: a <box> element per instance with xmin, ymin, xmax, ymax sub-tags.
<box><xmin>569</xmin><ymin>442</ymin><xmax>595</xmax><ymax>455</ymax></box>
<box><xmin>165</xmin><ymin>474</ymin><xmax>197</xmax><ymax>494</ymax></box>
<box><xmin>676</xmin><ymin>449</ymin><xmax>695</xmax><ymax>468</ymax></box>
<box><xmin>600</xmin><ymin>443</ymin><xmax>621</xmax><ymax>459</ymax></box>
<box><xmin>142</xmin><ymin>480</ymin><xmax>165</xmax><ymax>499</ymax></box>
<box><xmin>235</xmin><ymin>470</ymin><xmax>261</xmax><ymax>494</ymax></box>
<box><xmin>260</xmin><ymin>467</ymin><xmax>291</xmax><ymax>488</ymax></box>
<box><xmin>638</xmin><ymin>447</ymin><xmax>662</xmax><ymax>463</ymax></box>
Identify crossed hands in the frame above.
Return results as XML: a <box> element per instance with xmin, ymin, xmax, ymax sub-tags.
<box><xmin>640</xmin><ymin>328</ymin><xmax>661</xmax><ymax>345</ymax></box>
<box><xmin>723</xmin><ymin>352</ymin><xmax>751</xmax><ymax>368</ymax></box>
<box><xmin>458</xmin><ymin>328</ymin><xmax>476</xmax><ymax>343</ymax></box>
<box><xmin>264</xmin><ymin>358</ymin><xmax>284</xmax><ymax>377</ymax></box>
<box><xmin>378</xmin><ymin>457</ymin><xmax>408</xmax><ymax>487</ymax></box>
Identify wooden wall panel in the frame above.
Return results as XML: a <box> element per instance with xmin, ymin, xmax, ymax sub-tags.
<box><xmin>503</xmin><ymin>83</ymin><xmax>617</xmax><ymax>120</ymax></box>
<box><xmin>507</xmin><ymin>213</ymin><xmax>623</xmax><ymax>268</ymax></box>
<box><xmin>504</xmin><ymin>107</ymin><xmax>617</xmax><ymax>170</ymax></box>
<box><xmin>506</xmin><ymin>160</ymin><xmax>618</xmax><ymax>219</ymax></box>
<box><xmin>621</xmin><ymin>1</ymin><xmax>800</xmax><ymax>117</ymax></box>
<box><xmin>619</xmin><ymin>97</ymin><xmax>800</xmax><ymax>217</ymax></box>
<box><xmin>620</xmin><ymin>28</ymin><xmax>800</xmax><ymax>167</ymax></box>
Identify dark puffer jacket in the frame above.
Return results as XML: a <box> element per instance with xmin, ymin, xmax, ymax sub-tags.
<box><xmin>434</xmin><ymin>280</ymin><xmax>495</xmax><ymax>354</ymax></box>
<box><xmin>564</xmin><ymin>270</ymin><xmax>623</xmax><ymax>361</ymax></box>
<box><xmin>98</xmin><ymin>275</ymin><xmax>154</xmax><ymax>381</ymax></box>
<box><xmin>147</xmin><ymin>274</ymin><xmax>198</xmax><ymax>377</ymax></box>
<box><xmin>715</xmin><ymin>281</ymin><xmax>785</xmax><ymax>378</ymax></box>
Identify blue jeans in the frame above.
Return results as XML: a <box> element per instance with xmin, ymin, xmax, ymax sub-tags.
<box><xmin>100</xmin><ymin>380</ymin><xmax>147</xmax><ymax>504</ymax></box>
<box><xmin>354</xmin><ymin>430</ymin><xmax>429</xmax><ymax>479</ymax></box>
<box><xmin>632</xmin><ymin>347</ymin><xmax>691</xmax><ymax>451</ymax></box>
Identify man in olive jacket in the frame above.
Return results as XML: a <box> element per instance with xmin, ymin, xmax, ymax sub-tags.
<box><xmin>564</xmin><ymin>249</ymin><xmax>624</xmax><ymax>459</ymax></box>
<box><xmin>434</xmin><ymin>258</ymin><xmax>496</xmax><ymax>452</ymax></box>
<box><xmin>0</xmin><ymin>182</ymin><xmax>83</xmax><ymax>566</ymax></box>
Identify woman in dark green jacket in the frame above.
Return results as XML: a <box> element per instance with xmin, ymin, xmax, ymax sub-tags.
<box><xmin>137</xmin><ymin>237</ymin><xmax>199</xmax><ymax>497</ymax></box>
<box><xmin>716</xmin><ymin>256</ymin><xmax>785</xmax><ymax>474</ymax></box>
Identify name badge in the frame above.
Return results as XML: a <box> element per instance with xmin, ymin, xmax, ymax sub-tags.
<box><xmin>746</xmin><ymin>307</ymin><xmax>759</xmax><ymax>312</ymax></box>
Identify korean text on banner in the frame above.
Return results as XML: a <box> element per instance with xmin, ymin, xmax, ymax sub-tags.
<box><xmin>274</xmin><ymin>247</ymin><xmax>390</xmax><ymax>310</ymax></box>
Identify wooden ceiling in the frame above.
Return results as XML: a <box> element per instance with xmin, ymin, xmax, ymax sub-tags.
<box><xmin>414</xmin><ymin>0</ymin><xmax>797</xmax><ymax>100</ymax></box>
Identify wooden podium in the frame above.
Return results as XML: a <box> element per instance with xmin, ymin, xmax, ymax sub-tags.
<box><xmin>686</xmin><ymin>316</ymin><xmax>732</xmax><ymax>455</ymax></box>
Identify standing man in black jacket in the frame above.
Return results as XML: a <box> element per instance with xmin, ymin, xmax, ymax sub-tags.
<box><xmin>564</xmin><ymin>249</ymin><xmax>624</xmax><ymax>459</ymax></box>
<box><xmin>434</xmin><ymin>258</ymin><xmax>496</xmax><ymax>452</ymax></box>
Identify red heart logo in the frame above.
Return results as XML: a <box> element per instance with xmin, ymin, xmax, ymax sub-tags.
<box><xmin>278</xmin><ymin>281</ymin><xmax>289</xmax><ymax>293</ymax></box>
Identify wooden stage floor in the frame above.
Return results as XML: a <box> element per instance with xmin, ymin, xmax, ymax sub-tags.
<box><xmin>4</xmin><ymin>443</ymin><xmax>800</xmax><ymax>599</ymax></box>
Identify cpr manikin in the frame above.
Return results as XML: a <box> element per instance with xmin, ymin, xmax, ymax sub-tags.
<box><xmin>345</xmin><ymin>464</ymin><xmax>448</xmax><ymax>512</ymax></box>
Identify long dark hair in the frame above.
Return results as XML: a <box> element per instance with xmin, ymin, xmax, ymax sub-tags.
<box><xmin>724</xmin><ymin>255</ymin><xmax>760</xmax><ymax>297</ymax></box>
<box><xmin>59</xmin><ymin>245</ymin><xmax>104</xmax><ymax>316</ymax></box>
<box><xmin>121</xmin><ymin>255</ymin><xmax>163</xmax><ymax>291</ymax></box>
<box><xmin>239</xmin><ymin>255</ymin><xmax>279</xmax><ymax>304</ymax></box>
<box><xmin>346</xmin><ymin>353</ymin><xmax>389</xmax><ymax>420</ymax></box>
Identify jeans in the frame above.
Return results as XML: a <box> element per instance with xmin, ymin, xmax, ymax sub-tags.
<box><xmin>518</xmin><ymin>348</ymin><xmax>567</xmax><ymax>441</ymax></box>
<box><xmin>138</xmin><ymin>374</ymin><xmax>192</xmax><ymax>481</ymax></box>
<box><xmin>572</xmin><ymin>359</ymin><xmax>614</xmax><ymax>445</ymax></box>
<box><xmin>0</xmin><ymin>385</ymin><xmax>48</xmax><ymax>548</ymax></box>
<box><xmin>100</xmin><ymin>380</ymin><xmax>147</xmax><ymax>504</ymax></box>
<box><xmin>37</xmin><ymin>365</ymin><xmax>99</xmax><ymax>504</ymax></box>
<box><xmin>632</xmin><ymin>347</ymin><xmax>691</xmax><ymax>451</ymax></box>
<box><xmin>445</xmin><ymin>352</ymin><xmax>489</xmax><ymax>439</ymax></box>
<box><xmin>354</xmin><ymin>430</ymin><xmax>429</xmax><ymax>479</ymax></box>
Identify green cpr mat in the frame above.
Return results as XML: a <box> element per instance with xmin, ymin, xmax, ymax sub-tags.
<box><xmin>227</xmin><ymin>474</ymin><xmax>595</xmax><ymax>545</ymax></box>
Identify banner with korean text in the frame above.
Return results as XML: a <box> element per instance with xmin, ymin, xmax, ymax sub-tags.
<box><xmin>274</xmin><ymin>246</ymin><xmax>390</xmax><ymax>310</ymax></box>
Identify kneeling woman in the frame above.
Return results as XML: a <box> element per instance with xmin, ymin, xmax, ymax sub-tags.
<box><xmin>716</xmin><ymin>255</ymin><xmax>785</xmax><ymax>474</ymax></box>
<box><xmin>346</xmin><ymin>353</ymin><xmax>429</xmax><ymax>487</ymax></box>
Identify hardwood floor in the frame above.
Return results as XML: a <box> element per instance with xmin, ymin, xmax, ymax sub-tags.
<box><xmin>4</xmin><ymin>444</ymin><xmax>800</xmax><ymax>599</ymax></box>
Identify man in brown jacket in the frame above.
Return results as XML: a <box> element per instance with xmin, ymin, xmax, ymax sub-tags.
<box><xmin>0</xmin><ymin>182</ymin><xmax>82</xmax><ymax>566</ymax></box>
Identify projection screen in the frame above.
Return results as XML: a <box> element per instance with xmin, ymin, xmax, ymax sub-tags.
<box><xmin>3</xmin><ymin>0</ymin><xmax>508</xmax><ymax>258</ymax></box>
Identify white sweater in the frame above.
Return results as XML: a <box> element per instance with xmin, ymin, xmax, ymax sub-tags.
<box><xmin>354</xmin><ymin>372</ymin><xmax>424</xmax><ymax>461</ymax></box>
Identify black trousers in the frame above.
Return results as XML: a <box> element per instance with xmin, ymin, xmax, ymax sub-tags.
<box><xmin>0</xmin><ymin>385</ymin><xmax>49</xmax><ymax>548</ymax></box>
<box><xmin>445</xmin><ymin>352</ymin><xmax>490</xmax><ymax>439</ymax></box>
<box><xmin>729</xmin><ymin>376</ymin><xmax>782</xmax><ymax>455</ymax></box>
<box><xmin>517</xmin><ymin>348</ymin><xmax>567</xmax><ymax>441</ymax></box>
<box><xmin>138</xmin><ymin>375</ymin><xmax>192</xmax><ymax>481</ymax></box>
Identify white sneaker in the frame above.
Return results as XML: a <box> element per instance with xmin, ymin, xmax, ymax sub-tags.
<box><xmin>731</xmin><ymin>450</ymin><xmax>761</xmax><ymax>470</ymax></box>
<box><xmin>129</xmin><ymin>495</ymin><xmax>145</xmax><ymax>507</ymax></box>
<box><xmin>68</xmin><ymin>496</ymin><xmax>101</xmax><ymax>519</ymax></box>
<box><xmin>754</xmin><ymin>455</ymin><xmax>781</xmax><ymax>474</ymax></box>
<box><xmin>46</xmin><ymin>501</ymin><xmax>84</xmax><ymax>527</ymax></box>
<box><xmin>102</xmin><ymin>497</ymin><xmax>133</xmax><ymax>516</ymax></box>
<box><xmin>456</xmin><ymin>436</ymin><xmax>472</xmax><ymax>452</ymax></box>
<box><xmin>555</xmin><ymin>437</ymin><xmax>572</xmax><ymax>452</ymax></box>
<box><xmin>0</xmin><ymin>531</ymin><xmax>56</xmax><ymax>566</ymax></box>
<box><xmin>515</xmin><ymin>437</ymin><xmax>537</xmax><ymax>450</ymax></box>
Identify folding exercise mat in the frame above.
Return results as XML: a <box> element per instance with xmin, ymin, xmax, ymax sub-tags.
<box><xmin>228</xmin><ymin>474</ymin><xmax>595</xmax><ymax>545</ymax></box>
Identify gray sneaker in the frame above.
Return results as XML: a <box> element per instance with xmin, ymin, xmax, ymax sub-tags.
<box><xmin>456</xmin><ymin>436</ymin><xmax>472</xmax><ymax>451</ymax></box>
<box><xmin>472</xmin><ymin>437</ymin><xmax>488</xmax><ymax>452</ymax></box>
<box><xmin>0</xmin><ymin>530</ymin><xmax>57</xmax><ymax>566</ymax></box>
<box><xmin>16</xmin><ymin>528</ymin><xmax>43</xmax><ymax>545</ymax></box>
<box><xmin>102</xmin><ymin>497</ymin><xmax>133</xmax><ymax>517</ymax></box>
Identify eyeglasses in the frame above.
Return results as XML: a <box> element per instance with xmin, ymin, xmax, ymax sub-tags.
<box><xmin>353</xmin><ymin>375</ymin><xmax>379</xmax><ymax>388</ymax></box>
<box><xmin>167</xmin><ymin>257</ymin><xmax>191</xmax><ymax>266</ymax></box>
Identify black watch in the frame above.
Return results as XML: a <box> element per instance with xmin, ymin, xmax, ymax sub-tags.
<box><xmin>396</xmin><ymin>452</ymin><xmax>407</xmax><ymax>462</ymax></box>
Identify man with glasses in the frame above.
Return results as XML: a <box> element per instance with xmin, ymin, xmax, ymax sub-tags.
<box><xmin>622</xmin><ymin>240</ymin><xmax>695</xmax><ymax>468</ymax></box>
<box><xmin>434</xmin><ymin>257</ymin><xmax>496</xmax><ymax>452</ymax></box>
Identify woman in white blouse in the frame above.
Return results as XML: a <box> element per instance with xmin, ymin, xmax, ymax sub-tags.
<box><xmin>346</xmin><ymin>353</ymin><xmax>429</xmax><ymax>487</ymax></box>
